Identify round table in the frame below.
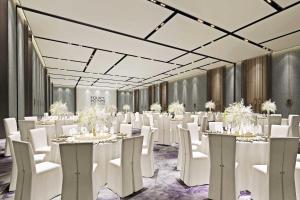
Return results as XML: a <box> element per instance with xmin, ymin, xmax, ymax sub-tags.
<box><xmin>200</xmin><ymin>135</ymin><xmax>269</xmax><ymax>191</ymax></box>
<box><xmin>46</xmin><ymin>140</ymin><xmax>121</xmax><ymax>186</ymax></box>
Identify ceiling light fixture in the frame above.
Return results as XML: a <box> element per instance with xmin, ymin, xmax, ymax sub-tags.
<box><xmin>197</xmin><ymin>19</ymin><xmax>203</xmax><ymax>23</ymax></box>
<box><xmin>210</xmin><ymin>24</ymin><xmax>215</xmax><ymax>28</ymax></box>
<box><xmin>267</xmin><ymin>0</ymin><xmax>272</xmax><ymax>3</ymax></box>
<box><xmin>160</xmin><ymin>3</ymin><xmax>165</xmax><ymax>7</ymax></box>
<box><xmin>244</xmin><ymin>39</ymin><xmax>249</xmax><ymax>42</ymax></box>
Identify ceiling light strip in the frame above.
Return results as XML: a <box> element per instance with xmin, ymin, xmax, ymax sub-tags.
<box><xmin>259</xmin><ymin>28</ymin><xmax>300</xmax><ymax>44</ymax></box>
<box><xmin>43</xmin><ymin>56</ymin><xmax>87</xmax><ymax>64</ymax></box>
<box><xmin>18</xmin><ymin>5</ymin><xmax>233</xmax><ymax>64</ymax></box>
<box><xmin>104</xmin><ymin>55</ymin><xmax>127</xmax><ymax>74</ymax></box>
<box><xmin>83</xmin><ymin>49</ymin><xmax>97</xmax><ymax>72</ymax></box>
<box><xmin>263</xmin><ymin>0</ymin><xmax>283</xmax><ymax>11</ymax></box>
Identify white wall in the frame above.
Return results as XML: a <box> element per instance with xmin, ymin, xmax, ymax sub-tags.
<box><xmin>76</xmin><ymin>86</ymin><xmax>117</xmax><ymax>111</ymax></box>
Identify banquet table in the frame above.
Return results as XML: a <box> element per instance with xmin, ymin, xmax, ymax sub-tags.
<box><xmin>46</xmin><ymin>139</ymin><xmax>121</xmax><ymax>186</ymax></box>
<box><xmin>200</xmin><ymin>135</ymin><xmax>269</xmax><ymax>192</ymax></box>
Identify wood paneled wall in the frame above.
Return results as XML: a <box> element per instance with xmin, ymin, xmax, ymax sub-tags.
<box><xmin>242</xmin><ymin>55</ymin><xmax>271</xmax><ymax>112</ymax></box>
<box><xmin>160</xmin><ymin>82</ymin><xmax>168</xmax><ymax>112</ymax></box>
<box><xmin>148</xmin><ymin>85</ymin><xmax>155</xmax><ymax>108</ymax></box>
<box><xmin>207</xmin><ymin>67</ymin><xmax>225</xmax><ymax>111</ymax></box>
<box><xmin>134</xmin><ymin>89</ymin><xmax>139</xmax><ymax>113</ymax></box>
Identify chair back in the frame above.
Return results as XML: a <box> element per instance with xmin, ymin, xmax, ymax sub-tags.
<box><xmin>120</xmin><ymin>124</ymin><xmax>132</xmax><ymax>137</ymax></box>
<box><xmin>13</xmin><ymin>140</ymin><xmax>36</xmax><ymax>200</ymax></box>
<box><xmin>269</xmin><ymin>137</ymin><xmax>298</xmax><ymax>200</ymax></box>
<box><xmin>271</xmin><ymin>125</ymin><xmax>289</xmax><ymax>138</ymax></box>
<box><xmin>55</xmin><ymin>120</ymin><xmax>74</xmax><ymax>137</ymax></box>
<box><xmin>132</xmin><ymin>136</ymin><xmax>143</xmax><ymax>191</ymax></box>
<box><xmin>288</xmin><ymin>115</ymin><xmax>300</xmax><ymax>137</ymax></box>
<box><xmin>19</xmin><ymin>120</ymin><xmax>36</xmax><ymax>142</ymax></box>
<box><xmin>147</xmin><ymin>129</ymin><xmax>156</xmax><ymax>156</ymax></box>
<box><xmin>207</xmin><ymin>112</ymin><xmax>215</xmax><ymax>121</ymax></box>
<box><xmin>141</xmin><ymin>126</ymin><xmax>151</xmax><ymax>147</ymax></box>
<box><xmin>191</xmin><ymin>115</ymin><xmax>199</xmax><ymax>125</ymax></box>
<box><xmin>209</xmin><ymin>122</ymin><xmax>223</xmax><ymax>133</ymax></box>
<box><xmin>208</xmin><ymin>134</ymin><xmax>236</xmax><ymax>200</ymax></box>
<box><xmin>187</xmin><ymin>123</ymin><xmax>199</xmax><ymax>142</ymax></box>
<box><xmin>267</xmin><ymin>115</ymin><xmax>282</xmax><ymax>136</ymax></box>
<box><xmin>62</xmin><ymin>124</ymin><xmax>79</xmax><ymax>136</ymax></box>
<box><xmin>60</xmin><ymin>143</ymin><xmax>94</xmax><ymax>200</ymax></box>
<box><xmin>200</xmin><ymin>116</ymin><xmax>208</xmax><ymax>132</ymax></box>
<box><xmin>179</xmin><ymin>128</ymin><xmax>192</xmax><ymax>182</ymax></box>
<box><xmin>24</xmin><ymin>116</ymin><xmax>38</xmax><ymax>121</ymax></box>
<box><xmin>182</xmin><ymin>116</ymin><xmax>194</xmax><ymax>129</ymax></box>
<box><xmin>3</xmin><ymin>118</ymin><xmax>18</xmax><ymax>137</ymax></box>
<box><xmin>142</xmin><ymin>114</ymin><xmax>150</xmax><ymax>126</ymax></box>
<box><xmin>30</xmin><ymin>128</ymin><xmax>48</xmax><ymax>152</ymax></box>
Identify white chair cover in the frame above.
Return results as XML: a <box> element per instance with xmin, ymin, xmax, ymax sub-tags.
<box><xmin>13</xmin><ymin>140</ymin><xmax>62</xmax><ymax>200</ymax></box>
<box><xmin>141</xmin><ymin>126</ymin><xmax>151</xmax><ymax>147</ymax></box>
<box><xmin>142</xmin><ymin>114</ymin><xmax>150</xmax><ymax>126</ymax></box>
<box><xmin>61</xmin><ymin>124</ymin><xmax>79</xmax><ymax>136</ymax></box>
<box><xmin>60</xmin><ymin>143</ymin><xmax>99</xmax><ymax>200</ymax></box>
<box><xmin>55</xmin><ymin>119</ymin><xmax>74</xmax><ymax>137</ymax></box>
<box><xmin>288</xmin><ymin>115</ymin><xmax>300</xmax><ymax>137</ymax></box>
<box><xmin>30</xmin><ymin>128</ymin><xmax>51</xmax><ymax>154</ymax></box>
<box><xmin>24</xmin><ymin>116</ymin><xmax>38</xmax><ymax>121</ymax></box>
<box><xmin>200</xmin><ymin>116</ymin><xmax>208</xmax><ymax>132</ymax></box>
<box><xmin>3</xmin><ymin>118</ymin><xmax>20</xmax><ymax>156</ymax></box>
<box><xmin>120</xmin><ymin>124</ymin><xmax>133</xmax><ymax>137</ymax></box>
<box><xmin>141</xmin><ymin>129</ymin><xmax>156</xmax><ymax>177</ymax></box>
<box><xmin>187</xmin><ymin>123</ymin><xmax>201</xmax><ymax>149</ymax></box>
<box><xmin>295</xmin><ymin>162</ymin><xmax>300</xmax><ymax>200</ymax></box>
<box><xmin>270</xmin><ymin>125</ymin><xmax>289</xmax><ymax>138</ymax></box>
<box><xmin>251</xmin><ymin>137</ymin><xmax>298</xmax><ymax>200</ymax></box>
<box><xmin>18</xmin><ymin>120</ymin><xmax>36</xmax><ymax>142</ymax></box>
<box><xmin>266</xmin><ymin>115</ymin><xmax>282</xmax><ymax>136</ymax></box>
<box><xmin>107</xmin><ymin>136</ymin><xmax>143</xmax><ymax>197</ymax></box>
<box><xmin>208</xmin><ymin>134</ymin><xmax>237</xmax><ymax>200</ymax></box>
<box><xmin>209</xmin><ymin>122</ymin><xmax>223</xmax><ymax>133</ymax></box>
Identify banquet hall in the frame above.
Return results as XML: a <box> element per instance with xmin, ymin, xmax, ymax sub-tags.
<box><xmin>1</xmin><ymin>0</ymin><xmax>300</xmax><ymax>199</ymax></box>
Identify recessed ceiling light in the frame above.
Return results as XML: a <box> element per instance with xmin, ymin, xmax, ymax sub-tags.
<box><xmin>210</xmin><ymin>24</ymin><xmax>215</xmax><ymax>28</ymax></box>
<box><xmin>161</xmin><ymin>22</ymin><xmax>164</xmax><ymax>26</ymax></box>
<box><xmin>267</xmin><ymin>0</ymin><xmax>272</xmax><ymax>3</ymax></box>
<box><xmin>160</xmin><ymin>3</ymin><xmax>165</xmax><ymax>7</ymax></box>
<box><xmin>155</xmin><ymin>27</ymin><xmax>159</xmax><ymax>31</ymax></box>
<box><xmin>197</xmin><ymin>19</ymin><xmax>203</xmax><ymax>23</ymax></box>
<box><xmin>244</xmin><ymin>39</ymin><xmax>249</xmax><ymax>42</ymax></box>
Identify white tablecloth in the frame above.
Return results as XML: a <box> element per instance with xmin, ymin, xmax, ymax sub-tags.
<box><xmin>200</xmin><ymin>135</ymin><xmax>269</xmax><ymax>191</ymax></box>
<box><xmin>46</xmin><ymin>141</ymin><xmax>121</xmax><ymax>186</ymax></box>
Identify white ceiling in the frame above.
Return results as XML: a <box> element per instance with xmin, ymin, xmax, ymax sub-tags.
<box><xmin>18</xmin><ymin>0</ymin><xmax>300</xmax><ymax>89</ymax></box>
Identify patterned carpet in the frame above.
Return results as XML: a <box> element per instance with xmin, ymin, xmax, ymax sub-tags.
<box><xmin>0</xmin><ymin>139</ymin><xmax>251</xmax><ymax>200</ymax></box>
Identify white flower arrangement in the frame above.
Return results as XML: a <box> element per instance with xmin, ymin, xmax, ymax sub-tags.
<box><xmin>261</xmin><ymin>99</ymin><xmax>277</xmax><ymax>115</ymax></box>
<box><xmin>104</xmin><ymin>105</ymin><xmax>117</xmax><ymax>116</ymax></box>
<box><xmin>168</xmin><ymin>101</ymin><xmax>184</xmax><ymax>115</ymax></box>
<box><xmin>123</xmin><ymin>104</ymin><xmax>130</xmax><ymax>112</ymax></box>
<box><xmin>205</xmin><ymin>100</ymin><xmax>216</xmax><ymax>112</ymax></box>
<box><xmin>150</xmin><ymin>103</ymin><xmax>162</xmax><ymax>112</ymax></box>
<box><xmin>224</xmin><ymin>99</ymin><xmax>253</xmax><ymax>129</ymax></box>
<box><xmin>50</xmin><ymin>101</ymin><xmax>68</xmax><ymax>116</ymax></box>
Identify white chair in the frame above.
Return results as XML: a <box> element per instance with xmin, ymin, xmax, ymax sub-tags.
<box><xmin>270</xmin><ymin>125</ymin><xmax>289</xmax><ymax>138</ymax></box>
<box><xmin>199</xmin><ymin>116</ymin><xmax>208</xmax><ymax>133</ymax></box>
<box><xmin>141</xmin><ymin>126</ymin><xmax>151</xmax><ymax>147</ymax></box>
<box><xmin>265</xmin><ymin>114</ymin><xmax>282</xmax><ymax>136</ymax></box>
<box><xmin>209</xmin><ymin>122</ymin><xmax>223</xmax><ymax>133</ymax></box>
<box><xmin>30</xmin><ymin>128</ymin><xmax>51</xmax><ymax>154</ymax></box>
<box><xmin>207</xmin><ymin>112</ymin><xmax>215</xmax><ymax>121</ymax></box>
<box><xmin>3</xmin><ymin>118</ymin><xmax>20</xmax><ymax>156</ymax></box>
<box><xmin>13</xmin><ymin>140</ymin><xmax>62</xmax><ymax>200</ymax></box>
<box><xmin>141</xmin><ymin>129</ymin><xmax>156</xmax><ymax>177</ymax></box>
<box><xmin>60</xmin><ymin>143</ymin><xmax>99</xmax><ymax>200</ymax></box>
<box><xmin>107</xmin><ymin>136</ymin><xmax>143</xmax><ymax>198</ymax></box>
<box><xmin>120</xmin><ymin>124</ymin><xmax>133</xmax><ymax>137</ymax></box>
<box><xmin>187</xmin><ymin>123</ymin><xmax>201</xmax><ymax>149</ymax></box>
<box><xmin>289</xmin><ymin>115</ymin><xmax>300</xmax><ymax>137</ymax></box>
<box><xmin>295</xmin><ymin>162</ymin><xmax>300</xmax><ymax>200</ymax></box>
<box><xmin>208</xmin><ymin>134</ymin><xmax>237</xmax><ymax>200</ymax></box>
<box><xmin>7</xmin><ymin>133</ymin><xmax>46</xmax><ymax>192</ymax></box>
<box><xmin>251</xmin><ymin>137</ymin><xmax>298</xmax><ymax>200</ymax></box>
<box><xmin>191</xmin><ymin>115</ymin><xmax>199</xmax><ymax>125</ymax></box>
<box><xmin>142</xmin><ymin>114</ymin><xmax>150</xmax><ymax>126</ymax></box>
<box><xmin>24</xmin><ymin>116</ymin><xmax>38</xmax><ymax>121</ymax></box>
<box><xmin>182</xmin><ymin>116</ymin><xmax>194</xmax><ymax>129</ymax></box>
<box><xmin>55</xmin><ymin>119</ymin><xmax>74</xmax><ymax>137</ymax></box>
<box><xmin>61</xmin><ymin>124</ymin><xmax>79</xmax><ymax>136</ymax></box>
<box><xmin>179</xmin><ymin>128</ymin><xmax>209</xmax><ymax>186</ymax></box>
<box><xmin>18</xmin><ymin>120</ymin><xmax>36</xmax><ymax>142</ymax></box>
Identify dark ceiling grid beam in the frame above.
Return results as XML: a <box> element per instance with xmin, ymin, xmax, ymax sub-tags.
<box><xmin>259</xmin><ymin>28</ymin><xmax>300</xmax><ymax>44</ymax></box>
<box><xmin>83</xmin><ymin>49</ymin><xmax>97</xmax><ymax>72</ymax></box>
<box><xmin>75</xmin><ymin>77</ymin><xmax>81</xmax><ymax>87</ymax></box>
<box><xmin>104</xmin><ymin>55</ymin><xmax>127</xmax><ymax>74</ymax></box>
<box><xmin>43</xmin><ymin>56</ymin><xmax>87</xmax><ymax>64</ymax></box>
<box><xmin>148</xmin><ymin>0</ymin><xmax>272</xmax><ymax>52</ymax></box>
<box><xmin>263</xmin><ymin>0</ymin><xmax>283</xmax><ymax>11</ymax></box>
<box><xmin>18</xmin><ymin>5</ymin><xmax>233</xmax><ymax>64</ymax></box>
<box><xmin>50</xmin><ymin>77</ymin><xmax>79</xmax><ymax>81</ymax></box>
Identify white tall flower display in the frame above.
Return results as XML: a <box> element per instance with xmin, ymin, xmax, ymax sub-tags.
<box><xmin>205</xmin><ymin>100</ymin><xmax>216</xmax><ymax>112</ymax></box>
<box><xmin>150</xmin><ymin>103</ymin><xmax>162</xmax><ymax>112</ymax></box>
<box><xmin>168</xmin><ymin>102</ymin><xmax>184</xmax><ymax>115</ymax></box>
<box><xmin>123</xmin><ymin>104</ymin><xmax>130</xmax><ymax>112</ymax></box>
<box><xmin>261</xmin><ymin>99</ymin><xmax>277</xmax><ymax>115</ymax></box>
<box><xmin>50</xmin><ymin>101</ymin><xmax>68</xmax><ymax>116</ymax></box>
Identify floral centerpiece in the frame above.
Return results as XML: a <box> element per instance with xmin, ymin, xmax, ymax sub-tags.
<box><xmin>261</xmin><ymin>99</ymin><xmax>277</xmax><ymax>115</ymax></box>
<box><xmin>104</xmin><ymin>105</ymin><xmax>117</xmax><ymax>116</ymax></box>
<box><xmin>123</xmin><ymin>104</ymin><xmax>130</xmax><ymax>113</ymax></box>
<box><xmin>150</xmin><ymin>103</ymin><xmax>162</xmax><ymax>112</ymax></box>
<box><xmin>168</xmin><ymin>101</ymin><xmax>184</xmax><ymax>115</ymax></box>
<box><xmin>50</xmin><ymin>101</ymin><xmax>68</xmax><ymax>116</ymax></box>
<box><xmin>205</xmin><ymin>100</ymin><xmax>216</xmax><ymax>112</ymax></box>
<box><xmin>223</xmin><ymin>99</ymin><xmax>253</xmax><ymax>134</ymax></box>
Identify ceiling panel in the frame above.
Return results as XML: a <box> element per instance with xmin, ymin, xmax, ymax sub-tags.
<box><xmin>274</xmin><ymin>0</ymin><xmax>299</xmax><ymax>7</ymax></box>
<box><xmin>263</xmin><ymin>31</ymin><xmax>300</xmax><ymax>51</ymax></box>
<box><xmin>51</xmin><ymin>79</ymin><xmax>78</xmax><ymax>87</ymax></box>
<box><xmin>150</xmin><ymin>14</ymin><xmax>225</xmax><ymax>50</ymax></box>
<box><xmin>86</xmin><ymin>51</ymin><xmax>124</xmax><ymax>73</ymax></box>
<box><xmin>167</xmin><ymin>58</ymin><xmax>216</xmax><ymax>75</ymax></box>
<box><xmin>49</xmin><ymin>74</ymin><xmax>78</xmax><ymax>80</ymax></box>
<box><xmin>195</xmin><ymin>36</ymin><xmax>268</xmax><ymax>62</ymax></box>
<box><xmin>144</xmin><ymin>74</ymin><xmax>170</xmax><ymax>83</ymax></box>
<box><xmin>164</xmin><ymin>69</ymin><xmax>206</xmax><ymax>82</ymax></box>
<box><xmin>158</xmin><ymin>0</ymin><xmax>275</xmax><ymax>31</ymax></box>
<box><xmin>20</xmin><ymin>0</ymin><xmax>171</xmax><ymax>38</ymax></box>
<box><xmin>35</xmin><ymin>38</ymin><xmax>92</xmax><ymax>61</ymax></box>
<box><xmin>24</xmin><ymin>11</ymin><xmax>184</xmax><ymax>61</ymax></box>
<box><xmin>201</xmin><ymin>61</ymin><xmax>228</xmax><ymax>70</ymax></box>
<box><xmin>109</xmin><ymin>57</ymin><xmax>175</xmax><ymax>78</ymax></box>
<box><xmin>44</xmin><ymin>57</ymin><xmax>86</xmax><ymax>71</ymax></box>
<box><xmin>237</xmin><ymin>4</ymin><xmax>300</xmax><ymax>44</ymax></box>
<box><xmin>171</xmin><ymin>53</ymin><xmax>205</xmax><ymax>65</ymax></box>
<box><xmin>80</xmin><ymin>77</ymin><xmax>97</xmax><ymax>82</ymax></box>
<box><xmin>94</xmin><ymin>82</ymin><xmax>122</xmax><ymax>88</ymax></box>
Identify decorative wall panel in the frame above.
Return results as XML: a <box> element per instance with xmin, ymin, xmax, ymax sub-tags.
<box><xmin>207</xmin><ymin>67</ymin><xmax>225</xmax><ymax>111</ymax></box>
